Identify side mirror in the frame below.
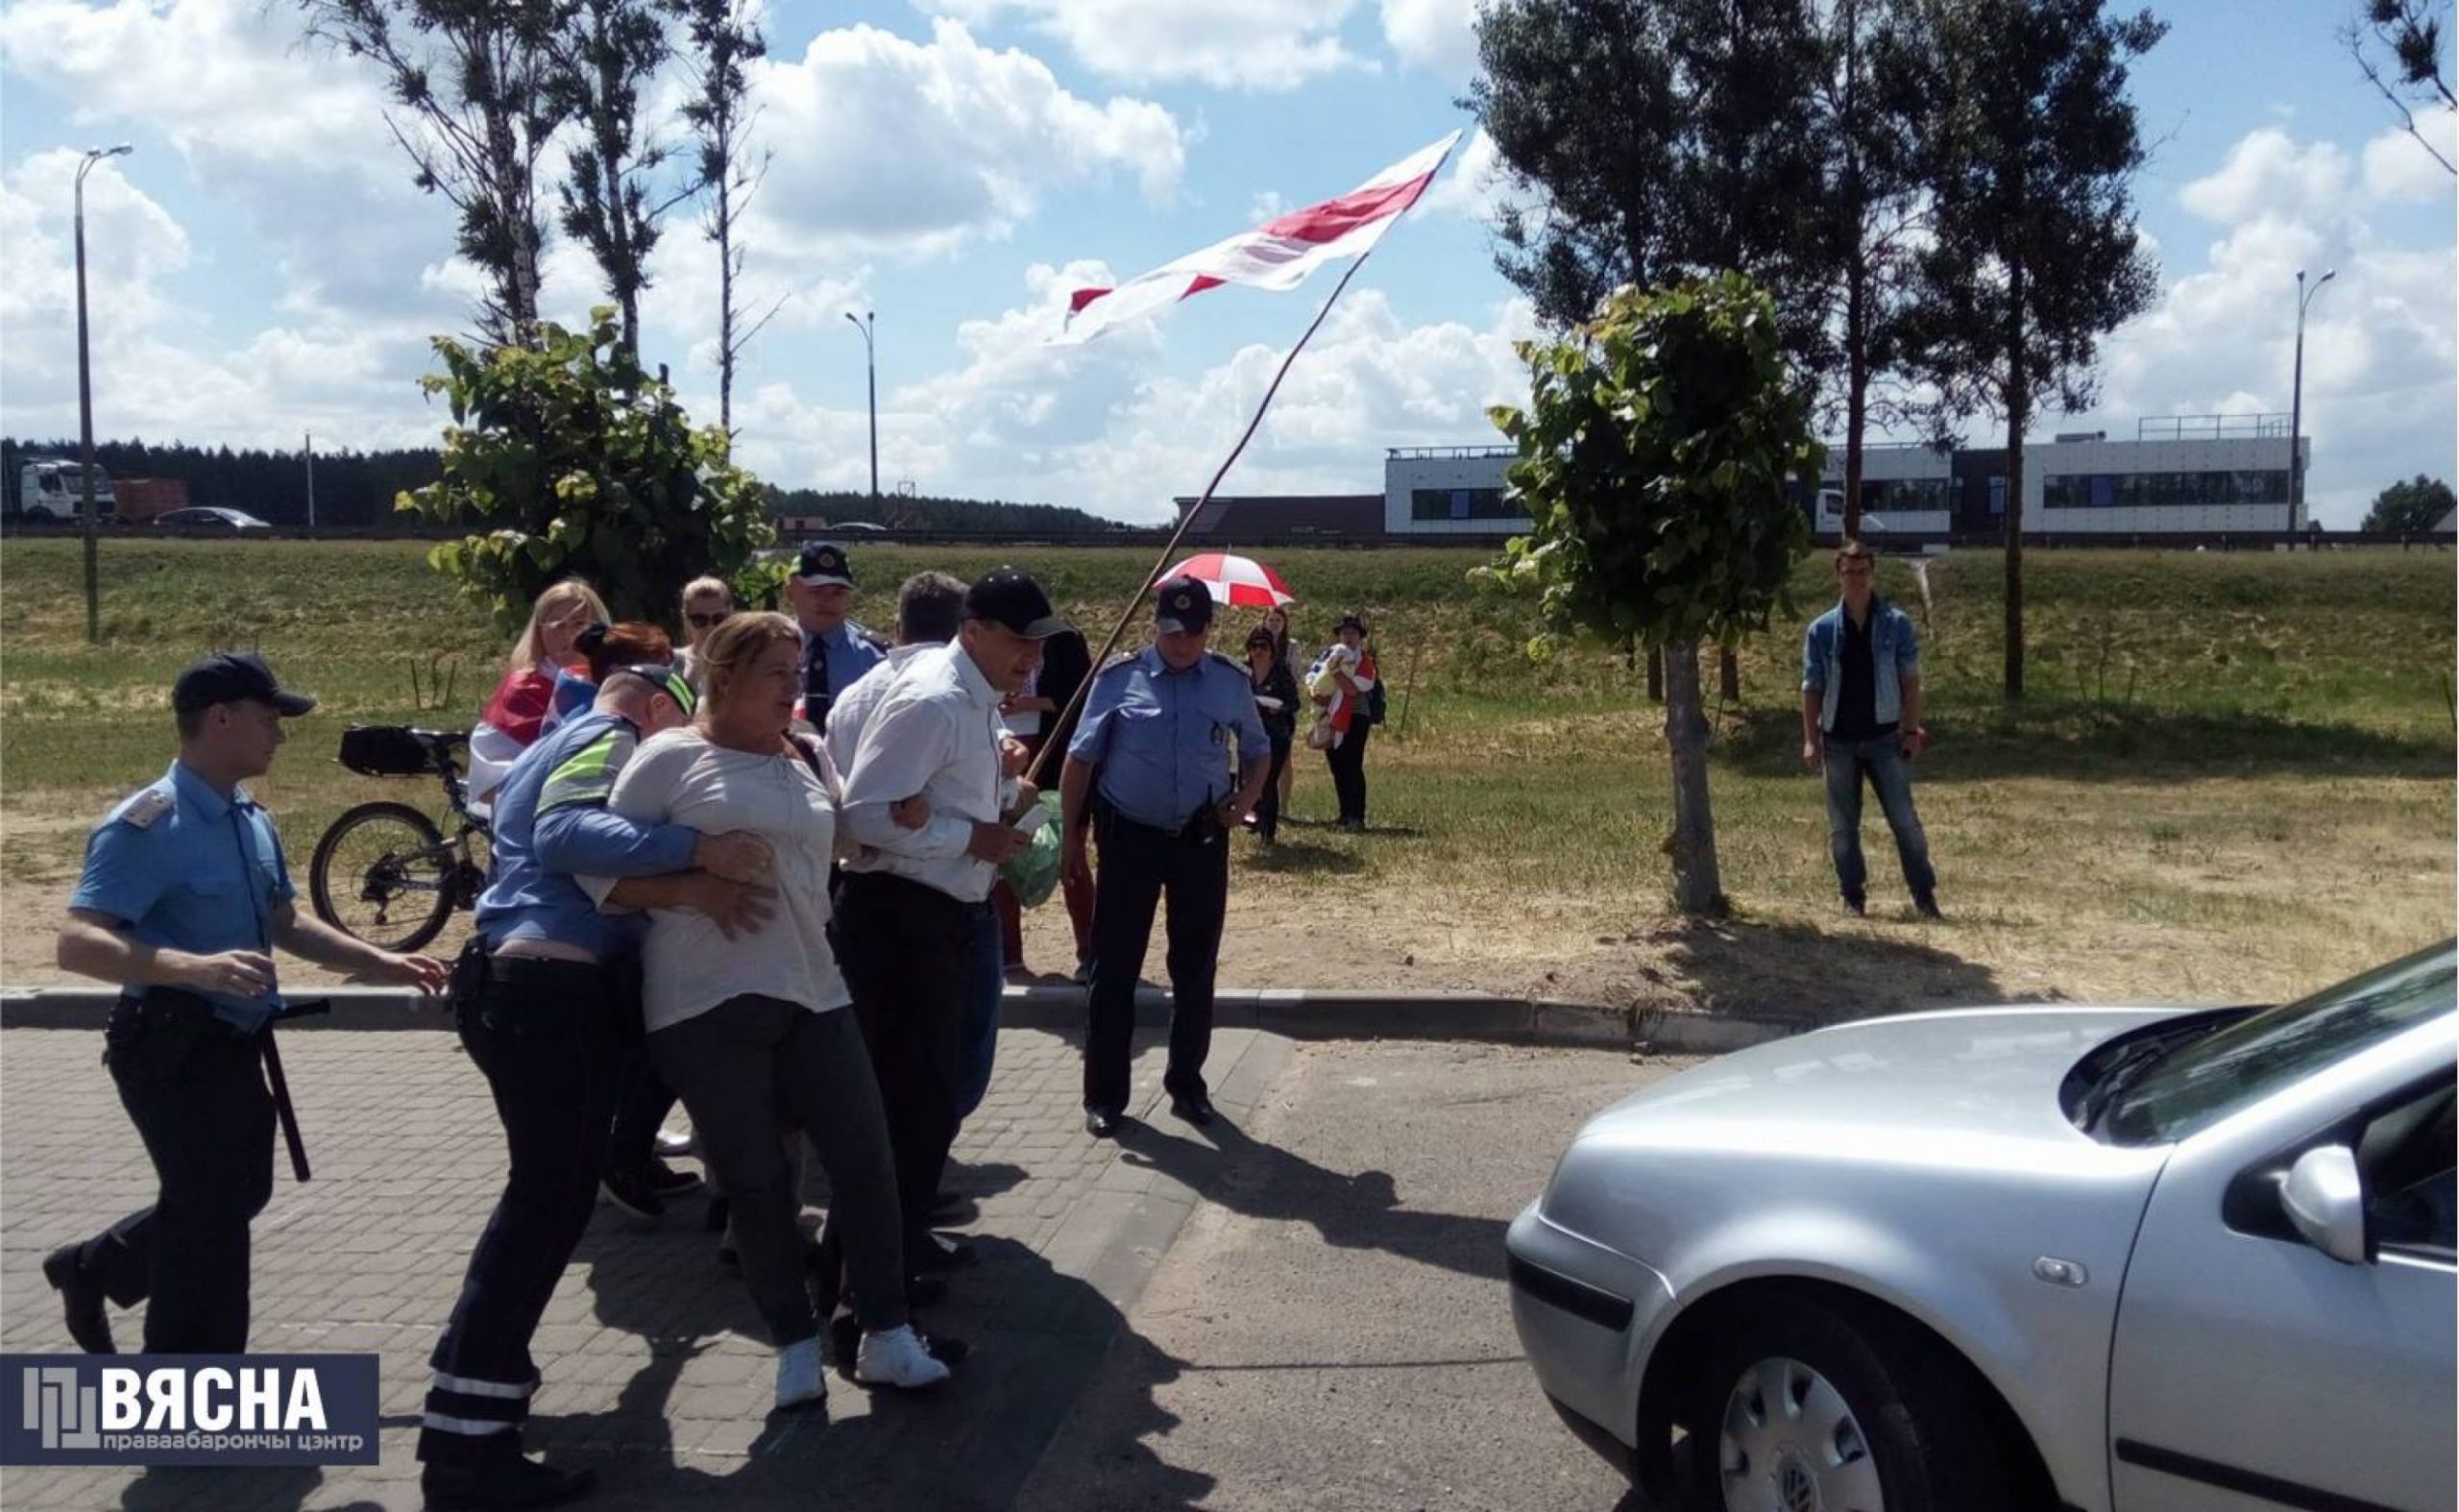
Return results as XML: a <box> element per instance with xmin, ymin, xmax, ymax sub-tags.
<box><xmin>2280</xmin><ymin>1145</ymin><xmax>2370</xmax><ymax>1265</ymax></box>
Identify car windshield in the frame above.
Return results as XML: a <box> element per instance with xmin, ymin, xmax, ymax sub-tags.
<box><xmin>2100</xmin><ymin>942</ymin><xmax>2455</xmax><ymax>1144</ymax></box>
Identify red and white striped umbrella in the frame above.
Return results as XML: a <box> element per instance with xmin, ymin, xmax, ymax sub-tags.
<box><xmin>1159</xmin><ymin>552</ymin><xmax>1297</xmax><ymax>609</ymax></box>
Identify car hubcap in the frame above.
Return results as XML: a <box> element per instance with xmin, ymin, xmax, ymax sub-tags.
<box><xmin>1717</xmin><ymin>1355</ymin><xmax>1885</xmax><ymax>1512</ymax></box>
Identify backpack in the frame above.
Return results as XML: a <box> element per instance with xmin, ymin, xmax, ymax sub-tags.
<box><xmin>1361</xmin><ymin>678</ymin><xmax>1388</xmax><ymax>726</ymax></box>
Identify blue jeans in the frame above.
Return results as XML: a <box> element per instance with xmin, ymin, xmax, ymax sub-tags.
<box><xmin>1822</xmin><ymin>734</ymin><xmax>1937</xmax><ymax>905</ymax></box>
<box><xmin>956</xmin><ymin>899</ymin><xmax>1003</xmax><ymax>1121</ymax></box>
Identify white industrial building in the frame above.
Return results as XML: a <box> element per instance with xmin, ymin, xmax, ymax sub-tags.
<box><xmin>1381</xmin><ymin>414</ymin><xmax>2312</xmax><ymax>540</ymax></box>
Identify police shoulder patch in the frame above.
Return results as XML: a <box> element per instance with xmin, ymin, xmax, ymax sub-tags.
<box><xmin>117</xmin><ymin>788</ymin><xmax>175</xmax><ymax>829</ymax></box>
<box><xmin>853</xmin><ymin>622</ymin><xmax>891</xmax><ymax>654</ymax></box>
<box><xmin>1098</xmin><ymin>651</ymin><xmax>1138</xmax><ymax>675</ymax></box>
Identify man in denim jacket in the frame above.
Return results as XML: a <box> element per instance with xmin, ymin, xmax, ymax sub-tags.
<box><xmin>1800</xmin><ymin>541</ymin><xmax>1941</xmax><ymax>918</ymax></box>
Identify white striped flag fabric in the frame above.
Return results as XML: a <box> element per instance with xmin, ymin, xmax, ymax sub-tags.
<box><xmin>1160</xmin><ymin>552</ymin><xmax>1298</xmax><ymax>608</ymax></box>
<box><xmin>1054</xmin><ymin>130</ymin><xmax>1463</xmax><ymax>346</ymax></box>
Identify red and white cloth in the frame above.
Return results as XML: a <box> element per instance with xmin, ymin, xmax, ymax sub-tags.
<box><xmin>1057</xmin><ymin>131</ymin><xmax>1462</xmax><ymax>345</ymax></box>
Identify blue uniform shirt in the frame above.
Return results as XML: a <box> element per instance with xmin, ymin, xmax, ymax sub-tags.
<box><xmin>71</xmin><ymin>761</ymin><xmax>296</xmax><ymax>1032</ymax></box>
<box><xmin>1070</xmin><ymin>646</ymin><xmax>1271</xmax><ymax>832</ymax></box>
<box><xmin>801</xmin><ymin>622</ymin><xmax>888</xmax><ymax>721</ymax></box>
<box><xmin>474</xmin><ymin>711</ymin><xmax>699</xmax><ymax>956</ymax></box>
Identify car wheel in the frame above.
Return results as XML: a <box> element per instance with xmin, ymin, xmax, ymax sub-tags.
<box><xmin>1680</xmin><ymin>1292</ymin><xmax>2011</xmax><ymax>1512</ymax></box>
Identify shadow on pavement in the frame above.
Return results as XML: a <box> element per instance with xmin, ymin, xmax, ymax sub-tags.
<box><xmin>533</xmin><ymin>1227</ymin><xmax>1213</xmax><ymax>1511</ymax></box>
<box><xmin>118</xmin><ymin>1465</ymin><xmax>377</xmax><ymax>1512</ymax></box>
<box><xmin>1120</xmin><ymin>1117</ymin><xmax>1508</xmax><ymax>1285</ymax></box>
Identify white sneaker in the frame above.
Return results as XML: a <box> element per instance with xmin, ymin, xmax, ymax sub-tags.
<box><xmin>655</xmin><ymin>1127</ymin><xmax>694</xmax><ymax>1158</ymax></box>
<box><xmin>854</xmin><ymin>1324</ymin><xmax>952</xmax><ymax>1389</ymax></box>
<box><xmin>773</xmin><ymin>1339</ymin><xmax>826</xmax><ymax>1410</ymax></box>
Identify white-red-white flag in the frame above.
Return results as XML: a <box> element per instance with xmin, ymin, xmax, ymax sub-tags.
<box><xmin>1055</xmin><ymin>130</ymin><xmax>1462</xmax><ymax>346</ymax></box>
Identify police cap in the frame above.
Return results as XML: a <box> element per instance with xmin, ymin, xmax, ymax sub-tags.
<box><xmin>1154</xmin><ymin>575</ymin><xmax>1215</xmax><ymax>635</ymax></box>
<box><xmin>173</xmin><ymin>651</ymin><xmax>317</xmax><ymax>717</ymax></box>
<box><xmin>794</xmin><ymin>542</ymin><xmax>854</xmax><ymax>587</ymax></box>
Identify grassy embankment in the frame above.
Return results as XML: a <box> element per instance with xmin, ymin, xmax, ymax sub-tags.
<box><xmin>2</xmin><ymin>537</ymin><xmax>2450</xmax><ymax>1012</ymax></box>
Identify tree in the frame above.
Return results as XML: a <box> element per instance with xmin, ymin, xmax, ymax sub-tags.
<box><xmin>548</xmin><ymin>0</ymin><xmax>688</xmax><ymax>359</ymax></box>
<box><xmin>2344</xmin><ymin>0</ymin><xmax>2456</xmax><ymax>176</ymax></box>
<box><xmin>1467</xmin><ymin>0</ymin><xmax>1829</xmax><ymax>356</ymax></box>
<box><xmin>1479</xmin><ymin>276</ymin><xmax>1820</xmax><ymax>915</ymax></box>
<box><xmin>303</xmin><ymin>0</ymin><xmax>573</xmax><ymax>344</ymax></box>
<box><xmin>2362</xmin><ymin>475</ymin><xmax>2457</xmax><ymax>533</ymax></box>
<box><xmin>1810</xmin><ymin>0</ymin><xmax>1936</xmax><ymax>536</ymax></box>
<box><xmin>399</xmin><ymin>306</ymin><xmax>782</xmax><ymax>626</ymax></box>
<box><xmin>1900</xmin><ymin>0</ymin><xmax>2163</xmax><ymax>701</ymax></box>
<box><xmin>675</xmin><ymin>0</ymin><xmax>785</xmax><ymax>434</ymax></box>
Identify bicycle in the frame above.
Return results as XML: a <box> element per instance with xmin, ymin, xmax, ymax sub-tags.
<box><xmin>309</xmin><ymin>725</ymin><xmax>492</xmax><ymax>954</ymax></box>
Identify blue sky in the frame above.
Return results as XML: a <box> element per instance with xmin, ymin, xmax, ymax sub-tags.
<box><xmin>1</xmin><ymin>0</ymin><xmax>2451</xmax><ymax>524</ymax></box>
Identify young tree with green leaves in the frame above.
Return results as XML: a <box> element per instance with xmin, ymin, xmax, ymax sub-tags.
<box><xmin>400</xmin><ymin>306</ymin><xmax>782</xmax><ymax>626</ymax></box>
<box><xmin>1812</xmin><ymin>0</ymin><xmax>1936</xmax><ymax>537</ymax></box>
<box><xmin>1900</xmin><ymin>0</ymin><xmax>2164</xmax><ymax>701</ymax></box>
<box><xmin>1481</xmin><ymin>276</ymin><xmax>1820</xmax><ymax>915</ymax></box>
<box><xmin>675</xmin><ymin>0</ymin><xmax>784</xmax><ymax>434</ymax></box>
<box><xmin>2363</xmin><ymin>475</ymin><xmax>2457</xmax><ymax>533</ymax></box>
<box><xmin>302</xmin><ymin>0</ymin><xmax>573</xmax><ymax>344</ymax></box>
<box><xmin>547</xmin><ymin>0</ymin><xmax>686</xmax><ymax>361</ymax></box>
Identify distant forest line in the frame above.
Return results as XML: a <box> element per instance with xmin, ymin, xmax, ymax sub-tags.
<box><xmin>0</xmin><ymin>437</ymin><xmax>1118</xmax><ymax>535</ymax></box>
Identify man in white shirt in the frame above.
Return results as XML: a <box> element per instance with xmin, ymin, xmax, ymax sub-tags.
<box><xmin>834</xmin><ymin>569</ymin><xmax>1062</xmax><ymax>1270</ymax></box>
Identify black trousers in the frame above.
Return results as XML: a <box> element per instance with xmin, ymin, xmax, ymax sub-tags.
<box><xmin>603</xmin><ymin>1048</ymin><xmax>678</xmax><ymax>1179</ymax></box>
<box><xmin>67</xmin><ymin>992</ymin><xmax>276</xmax><ymax>1353</ymax></box>
<box><xmin>832</xmin><ymin>871</ymin><xmax>972</xmax><ymax>1255</ymax></box>
<box><xmin>1254</xmin><ymin>737</ymin><xmax>1291</xmax><ymax>842</ymax></box>
<box><xmin>421</xmin><ymin>959</ymin><xmax>625</xmax><ymax>1464</ymax></box>
<box><xmin>1083</xmin><ymin>812</ymin><xmax>1229</xmax><ymax>1113</ymax></box>
<box><xmin>1326</xmin><ymin>719</ymin><xmax>1373</xmax><ymax>824</ymax></box>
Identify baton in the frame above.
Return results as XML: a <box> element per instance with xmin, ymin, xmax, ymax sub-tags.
<box><xmin>259</xmin><ymin>1029</ymin><xmax>311</xmax><ymax>1183</ymax></box>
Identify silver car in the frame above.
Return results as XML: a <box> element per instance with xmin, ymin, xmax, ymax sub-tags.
<box><xmin>1508</xmin><ymin>943</ymin><xmax>2456</xmax><ymax>1512</ymax></box>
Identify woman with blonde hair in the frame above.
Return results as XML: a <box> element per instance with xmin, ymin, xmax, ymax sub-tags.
<box><xmin>595</xmin><ymin>611</ymin><xmax>958</xmax><ymax>1409</ymax></box>
<box><xmin>469</xmin><ymin>579</ymin><xmax>610</xmax><ymax>806</ymax></box>
<box><xmin>674</xmin><ymin>575</ymin><xmax>735</xmax><ymax>689</ymax></box>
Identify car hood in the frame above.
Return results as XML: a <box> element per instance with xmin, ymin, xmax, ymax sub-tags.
<box><xmin>1580</xmin><ymin>1005</ymin><xmax>2193</xmax><ymax>1156</ymax></box>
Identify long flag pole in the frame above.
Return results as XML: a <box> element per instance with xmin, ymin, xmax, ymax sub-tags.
<box><xmin>1023</xmin><ymin>244</ymin><xmax>1386</xmax><ymax>794</ymax></box>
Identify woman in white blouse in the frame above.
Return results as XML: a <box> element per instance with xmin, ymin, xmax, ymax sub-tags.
<box><xmin>598</xmin><ymin>612</ymin><xmax>953</xmax><ymax>1408</ymax></box>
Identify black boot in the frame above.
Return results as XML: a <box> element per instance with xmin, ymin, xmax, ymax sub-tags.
<box><xmin>42</xmin><ymin>1244</ymin><xmax>114</xmax><ymax>1354</ymax></box>
<box><xmin>420</xmin><ymin>1439</ymin><xmax>596</xmax><ymax>1510</ymax></box>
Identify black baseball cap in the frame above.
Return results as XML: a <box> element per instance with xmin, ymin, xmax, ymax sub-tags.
<box><xmin>1154</xmin><ymin>574</ymin><xmax>1215</xmax><ymax>635</ymax></box>
<box><xmin>173</xmin><ymin>652</ymin><xmax>317</xmax><ymax>717</ymax></box>
<box><xmin>964</xmin><ymin>568</ymin><xmax>1068</xmax><ymax>639</ymax></box>
<box><xmin>794</xmin><ymin>542</ymin><xmax>854</xmax><ymax>587</ymax></box>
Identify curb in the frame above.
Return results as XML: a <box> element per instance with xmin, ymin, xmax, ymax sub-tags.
<box><xmin>0</xmin><ymin>984</ymin><xmax>1804</xmax><ymax>1056</ymax></box>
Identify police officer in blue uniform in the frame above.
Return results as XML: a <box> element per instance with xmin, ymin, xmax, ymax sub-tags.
<box><xmin>1060</xmin><ymin>576</ymin><xmax>1270</xmax><ymax>1137</ymax></box>
<box><xmin>790</xmin><ymin>542</ymin><xmax>889</xmax><ymax>732</ymax></box>
<box><xmin>43</xmin><ymin>653</ymin><xmax>448</xmax><ymax>1356</ymax></box>
<box><xmin>419</xmin><ymin>651</ymin><xmax>772</xmax><ymax>1509</ymax></box>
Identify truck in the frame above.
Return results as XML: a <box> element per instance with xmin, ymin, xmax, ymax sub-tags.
<box><xmin>16</xmin><ymin>458</ymin><xmax>116</xmax><ymax>520</ymax></box>
<box><xmin>113</xmin><ymin>476</ymin><xmax>191</xmax><ymax>524</ymax></box>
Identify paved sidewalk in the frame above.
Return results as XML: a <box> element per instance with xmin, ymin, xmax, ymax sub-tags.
<box><xmin>0</xmin><ymin>1017</ymin><xmax>1290</xmax><ymax>1511</ymax></box>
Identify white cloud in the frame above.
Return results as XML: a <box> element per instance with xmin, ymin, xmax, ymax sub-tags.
<box><xmin>1416</xmin><ymin>127</ymin><xmax>1519</xmax><ymax>226</ymax></box>
<box><xmin>1380</xmin><ymin>0</ymin><xmax>1482</xmax><ymax>78</ymax></box>
<box><xmin>750</xmin><ymin>19</ymin><xmax>1187</xmax><ymax>256</ymax></box>
<box><xmin>2076</xmin><ymin>123</ymin><xmax>2457</xmax><ymax>526</ymax></box>
<box><xmin>921</xmin><ymin>0</ymin><xmax>1364</xmax><ymax>91</ymax></box>
<box><xmin>2179</xmin><ymin>129</ymin><xmax>2353</xmax><ymax>223</ymax></box>
<box><xmin>2360</xmin><ymin>106</ymin><xmax>2459</xmax><ymax>202</ymax></box>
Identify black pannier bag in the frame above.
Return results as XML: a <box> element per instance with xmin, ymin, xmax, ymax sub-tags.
<box><xmin>337</xmin><ymin>724</ymin><xmax>433</xmax><ymax>777</ymax></box>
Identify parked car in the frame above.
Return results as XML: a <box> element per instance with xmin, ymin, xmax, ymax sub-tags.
<box><xmin>156</xmin><ymin>506</ymin><xmax>273</xmax><ymax>532</ymax></box>
<box><xmin>1507</xmin><ymin>943</ymin><xmax>2456</xmax><ymax>1512</ymax></box>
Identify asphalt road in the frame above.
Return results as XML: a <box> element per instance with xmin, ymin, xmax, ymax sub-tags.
<box><xmin>1014</xmin><ymin>1039</ymin><xmax>1693</xmax><ymax>1512</ymax></box>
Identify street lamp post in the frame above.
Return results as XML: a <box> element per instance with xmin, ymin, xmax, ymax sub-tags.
<box><xmin>844</xmin><ymin>310</ymin><xmax>878</xmax><ymax>502</ymax></box>
<box><xmin>2289</xmin><ymin>267</ymin><xmax>2334</xmax><ymax>536</ymax></box>
<box><xmin>75</xmin><ymin>142</ymin><xmax>133</xmax><ymax>645</ymax></box>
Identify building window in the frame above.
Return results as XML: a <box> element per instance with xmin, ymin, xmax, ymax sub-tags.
<box><xmin>1410</xmin><ymin>488</ymin><xmax>1526</xmax><ymax>522</ymax></box>
<box><xmin>1863</xmin><ymin>478</ymin><xmax>1952</xmax><ymax>513</ymax></box>
<box><xmin>2043</xmin><ymin>470</ymin><xmax>2292</xmax><ymax>509</ymax></box>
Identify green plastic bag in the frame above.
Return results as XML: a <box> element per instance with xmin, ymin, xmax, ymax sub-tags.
<box><xmin>999</xmin><ymin>792</ymin><xmax>1063</xmax><ymax>909</ymax></box>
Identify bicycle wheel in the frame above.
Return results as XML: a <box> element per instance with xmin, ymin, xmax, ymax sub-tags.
<box><xmin>310</xmin><ymin>802</ymin><xmax>456</xmax><ymax>953</ymax></box>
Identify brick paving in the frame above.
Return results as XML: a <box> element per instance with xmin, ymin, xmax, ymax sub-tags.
<box><xmin>0</xmin><ymin>1016</ymin><xmax>1285</xmax><ymax>1510</ymax></box>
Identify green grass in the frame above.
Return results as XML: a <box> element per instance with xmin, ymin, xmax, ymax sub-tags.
<box><xmin>2</xmin><ymin>536</ymin><xmax>2451</xmax><ymax>1008</ymax></box>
